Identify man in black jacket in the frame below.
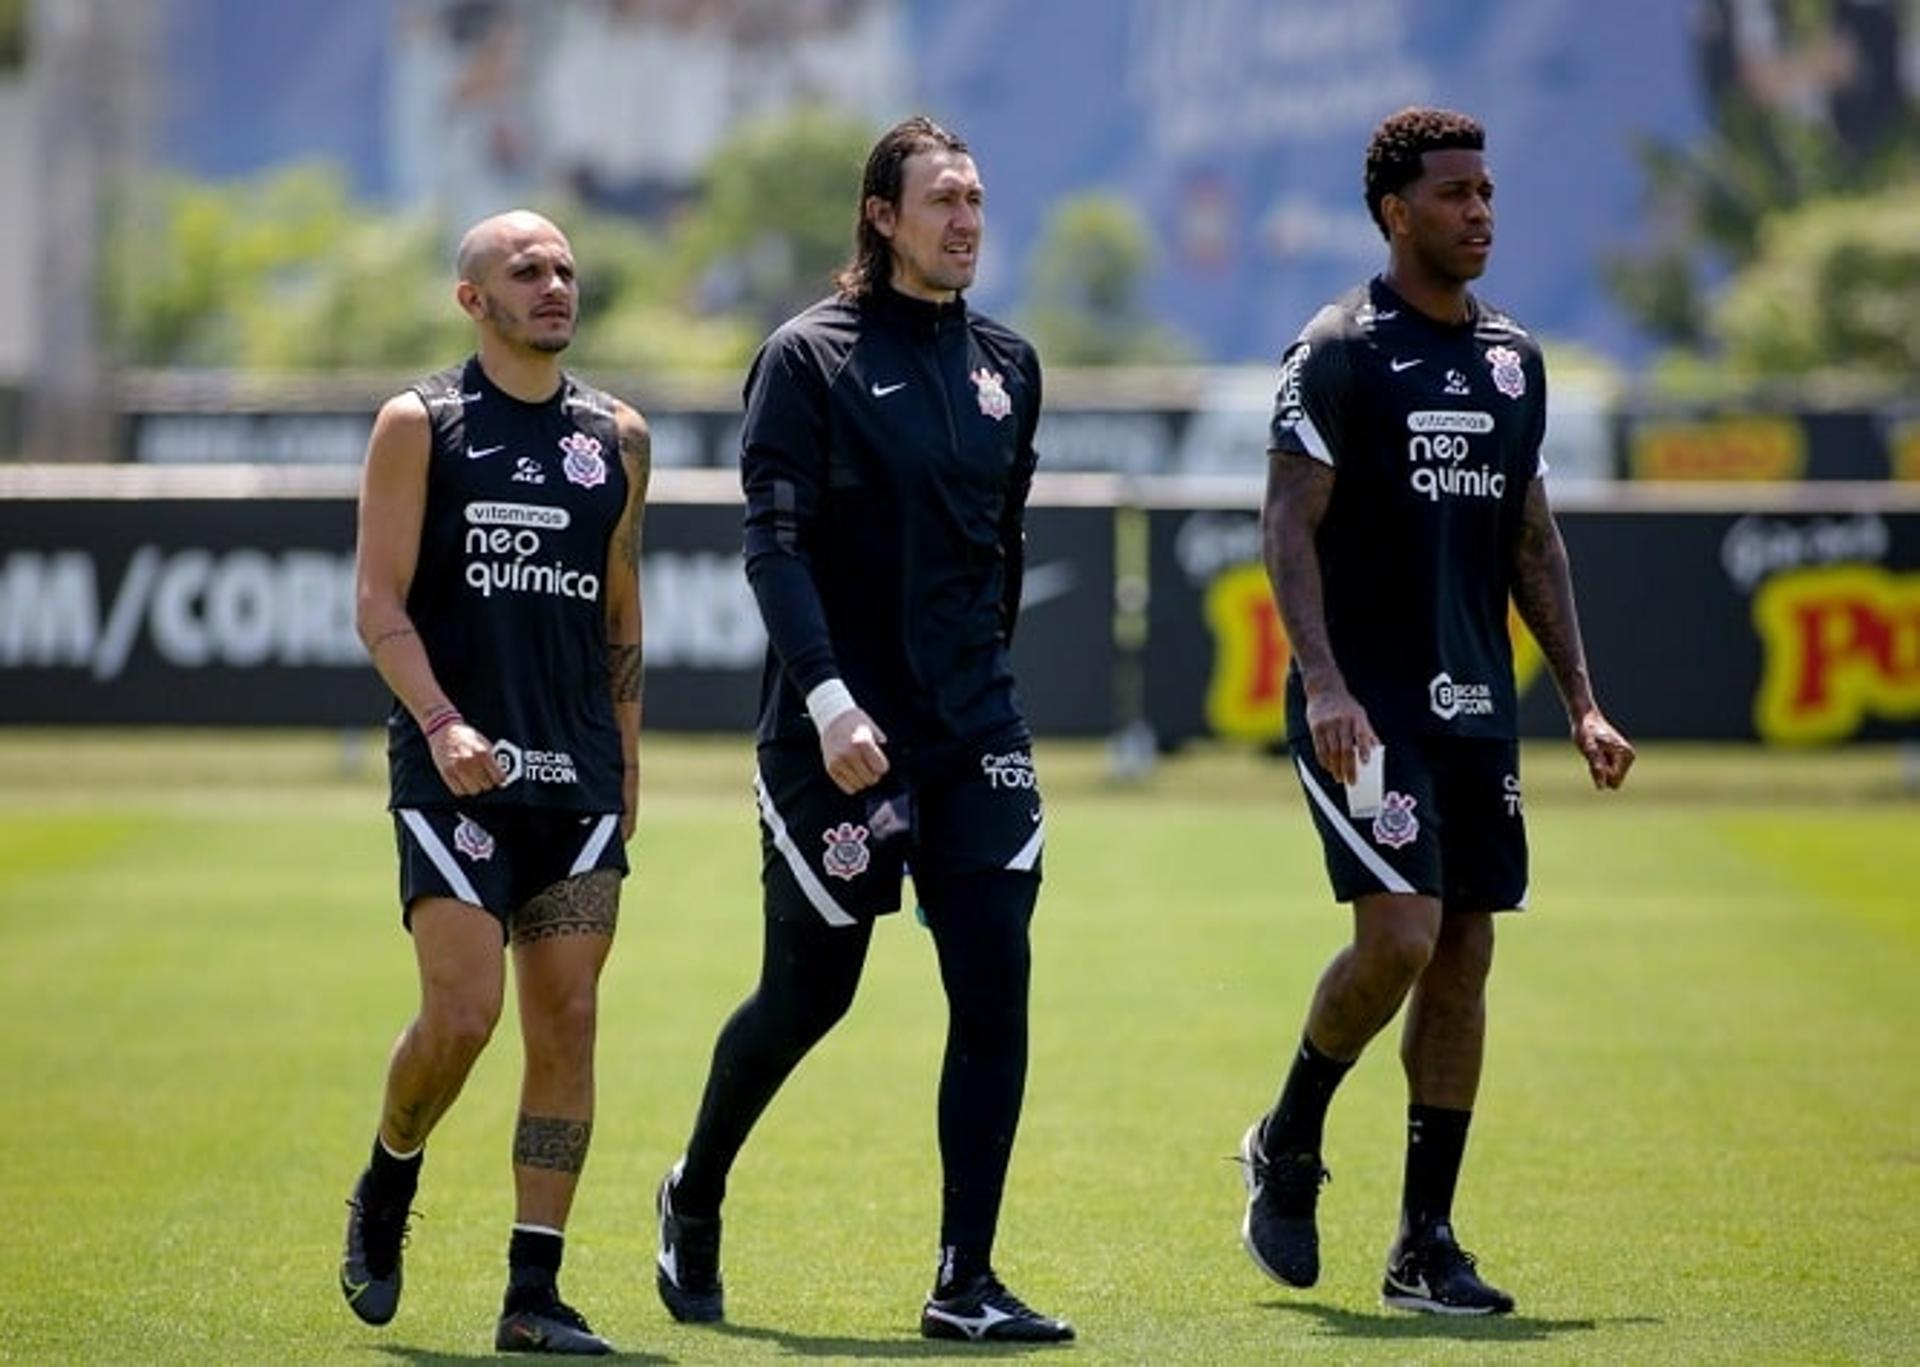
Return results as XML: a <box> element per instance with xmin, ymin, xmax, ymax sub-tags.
<box><xmin>652</xmin><ymin>115</ymin><xmax>1071</xmax><ymax>1344</ymax></box>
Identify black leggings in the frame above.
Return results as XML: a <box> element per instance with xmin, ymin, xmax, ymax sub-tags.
<box><xmin>676</xmin><ymin>871</ymin><xmax>1037</xmax><ymax>1260</ymax></box>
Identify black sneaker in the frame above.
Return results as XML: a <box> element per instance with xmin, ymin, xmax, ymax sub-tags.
<box><xmin>655</xmin><ymin>1160</ymin><xmax>724</xmax><ymax>1323</ymax></box>
<box><xmin>1237</xmin><ymin>1117</ymin><xmax>1330</xmax><ymax>1288</ymax></box>
<box><xmin>921</xmin><ymin>1273</ymin><xmax>1075</xmax><ymax>1343</ymax></box>
<box><xmin>1381</xmin><ymin>1224</ymin><xmax>1516</xmax><ymax>1315</ymax></box>
<box><xmin>339</xmin><ymin>1169</ymin><xmax>415</xmax><ymax>1326</ymax></box>
<box><xmin>496</xmin><ymin>1291</ymin><xmax>614</xmax><ymax>1355</ymax></box>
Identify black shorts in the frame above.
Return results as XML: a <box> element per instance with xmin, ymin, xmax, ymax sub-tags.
<box><xmin>392</xmin><ymin>806</ymin><xmax>627</xmax><ymax>932</ymax></box>
<box><xmin>754</xmin><ymin>739</ymin><xmax>1045</xmax><ymax>926</ymax></box>
<box><xmin>1291</xmin><ymin>737</ymin><xmax>1527</xmax><ymax>913</ymax></box>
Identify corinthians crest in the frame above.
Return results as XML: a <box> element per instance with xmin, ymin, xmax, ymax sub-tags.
<box><xmin>1485</xmin><ymin>345</ymin><xmax>1525</xmax><ymax>400</ymax></box>
<box><xmin>821</xmin><ymin>821</ymin><xmax>871</xmax><ymax>880</ymax></box>
<box><xmin>971</xmin><ymin>367</ymin><xmax>1012</xmax><ymax>421</ymax></box>
<box><xmin>558</xmin><ymin>430</ymin><xmax>607</xmax><ymax>488</ymax></box>
<box><xmin>1370</xmin><ymin>792</ymin><xmax>1420</xmax><ymax>850</ymax></box>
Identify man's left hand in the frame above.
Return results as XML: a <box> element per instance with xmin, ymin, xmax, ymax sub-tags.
<box><xmin>1574</xmin><ymin>710</ymin><xmax>1635</xmax><ymax>790</ymax></box>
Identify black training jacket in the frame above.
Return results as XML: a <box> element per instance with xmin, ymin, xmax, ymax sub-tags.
<box><xmin>739</xmin><ymin>284</ymin><xmax>1042</xmax><ymax>773</ymax></box>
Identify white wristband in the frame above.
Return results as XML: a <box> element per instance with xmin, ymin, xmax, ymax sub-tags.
<box><xmin>805</xmin><ymin>678</ymin><xmax>857</xmax><ymax>732</ymax></box>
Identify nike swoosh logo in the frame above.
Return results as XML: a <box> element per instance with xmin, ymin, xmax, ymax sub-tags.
<box><xmin>1390</xmin><ymin>358</ymin><xmax>1422</xmax><ymax>372</ymax></box>
<box><xmin>1030</xmin><ymin>809</ymin><xmax>1043</xmax><ymax>823</ymax></box>
<box><xmin>924</xmin><ymin>1303</ymin><xmax>1013</xmax><ymax>1340</ymax></box>
<box><xmin>870</xmin><ymin>381</ymin><xmax>907</xmax><ymax>398</ymax></box>
<box><xmin>1386</xmin><ymin>1270</ymin><xmax>1432</xmax><ymax>1297</ymax></box>
<box><xmin>466</xmin><ymin>444</ymin><xmax>505</xmax><ymax>459</ymax></box>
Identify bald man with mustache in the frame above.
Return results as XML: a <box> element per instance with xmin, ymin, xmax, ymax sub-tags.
<box><xmin>338</xmin><ymin>210</ymin><xmax>650</xmax><ymax>1356</ymax></box>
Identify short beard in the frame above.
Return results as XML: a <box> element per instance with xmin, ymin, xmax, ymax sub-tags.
<box><xmin>529</xmin><ymin>333</ymin><xmax>571</xmax><ymax>355</ymax></box>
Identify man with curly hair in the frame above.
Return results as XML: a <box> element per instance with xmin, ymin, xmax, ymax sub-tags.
<box><xmin>1238</xmin><ymin>107</ymin><xmax>1635</xmax><ymax>1315</ymax></box>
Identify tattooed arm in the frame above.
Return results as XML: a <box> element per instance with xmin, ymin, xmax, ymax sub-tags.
<box><xmin>1509</xmin><ymin>479</ymin><xmax>1634</xmax><ymax>789</ymax></box>
<box><xmin>607</xmin><ymin>402</ymin><xmax>652</xmax><ymax>840</ymax></box>
<box><xmin>1261</xmin><ymin>452</ymin><xmax>1376</xmax><ymax>785</ymax></box>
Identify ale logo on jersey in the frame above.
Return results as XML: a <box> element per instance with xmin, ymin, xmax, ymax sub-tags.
<box><xmin>558</xmin><ymin>431</ymin><xmax>606</xmax><ymax>488</ymax></box>
<box><xmin>1486</xmin><ymin>345</ymin><xmax>1526</xmax><ymax>399</ymax></box>
<box><xmin>971</xmin><ymin>368</ymin><xmax>1012</xmax><ymax>422</ymax></box>
<box><xmin>821</xmin><ymin>822</ymin><xmax>871</xmax><ymax>880</ymax></box>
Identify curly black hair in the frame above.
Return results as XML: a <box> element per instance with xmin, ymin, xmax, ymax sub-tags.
<box><xmin>1363</xmin><ymin>107</ymin><xmax>1485</xmax><ymax>239</ymax></box>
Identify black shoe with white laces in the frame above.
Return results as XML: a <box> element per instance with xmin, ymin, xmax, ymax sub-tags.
<box><xmin>339</xmin><ymin>1169</ymin><xmax>415</xmax><ymax>1326</ymax></box>
<box><xmin>655</xmin><ymin>1160</ymin><xmax>724</xmax><ymax>1323</ymax></box>
<box><xmin>1381</xmin><ymin>1224</ymin><xmax>1516</xmax><ymax>1316</ymax></box>
<box><xmin>921</xmin><ymin>1273</ymin><xmax>1075</xmax><ymax>1343</ymax></box>
<box><xmin>1238</xmin><ymin>1117</ymin><xmax>1330</xmax><ymax>1288</ymax></box>
<box><xmin>496</xmin><ymin>1289</ymin><xmax>614</xmax><ymax>1355</ymax></box>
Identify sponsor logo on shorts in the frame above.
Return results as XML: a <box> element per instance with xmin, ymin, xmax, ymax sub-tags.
<box><xmin>821</xmin><ymin>821</ymin><xmax>871</xmax><ymax>880</ymax></box>
<box><xmin>453</xmin><ymin>816</ymin><xmax>495</xmax><ymax>861</ymax></box>
<box><xmin>1371</xmin><ymin>792</ymin><xmax>1420</xmax><ymax>849</ymax></box>
<box><xmin>1503</xmin><ymin>774</ymin><xmax>1523</xmax><ymax>816</ymax></box>
<box><xmin>1429</xmin><ymin>671</ymin><xmax>1494</xmax><ymax>721</ymax></box>
<box><xmin>979</xmin><ymin>751</ymin><xmax>1037</xmax><ymax>790</ymax></box>
<box><xmin>490</xmin><ymin>736</ymin><xmax>579</xmax><ymax>787</ymax></box>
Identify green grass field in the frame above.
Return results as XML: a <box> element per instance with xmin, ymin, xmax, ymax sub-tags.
<box><xmin>2</xmin><ymin>732</ymin><xmax>1917</xmax><ymax>1364</ymax></box>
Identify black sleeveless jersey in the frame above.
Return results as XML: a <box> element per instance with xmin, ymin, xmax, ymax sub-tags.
<box><xmin>385</xmin><ymin>358</ymin><xmax>629</xmax><ymax>812</ymax></box>
<box><xmin>1267</xmin><ymin>277</ymin><xmax>1546</xmax><ymax>742</ymax></box>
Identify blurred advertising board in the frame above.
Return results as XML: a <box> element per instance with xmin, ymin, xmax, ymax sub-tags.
<box><xmin>1143</xmin><ymin>493</ymin><xmax>1920</xmax><ymax>745</ymax></box>
<box><xmin>0</xmin><ymin>479</ymin><xmax>1113</xmax><ymax>735</ymax></box>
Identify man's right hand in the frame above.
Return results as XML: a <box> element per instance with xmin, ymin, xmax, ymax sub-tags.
<box><xmin>430</xmin><ymin>722</ymin><xmax>506</xmax><ymax>797</ymax></box>
<box><xmin>819</xmin><ymin>707</ymin><xmax>890</xmax><ymax>795</ymax></box>
<box><xmin>1304</xmin><ymin>683</ymin><xmax>1378</xmax><ymax>787</ymax></box>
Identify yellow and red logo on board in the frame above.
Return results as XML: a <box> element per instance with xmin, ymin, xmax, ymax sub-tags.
<box><xmin>1201</xmin><ymin>565</ymin><xmax>1546</xmax><ymax>741</ymax></box>
<box><xmin>1630</xmin><ymin>416</ymin><xmax>1806</xmax><ymax>481</ymax></box>
<box><xmin>1752</xmin><ymin>564</ymin><xmax>1920</xmax><ymax>743</ymax></box>
<box><xmin>1886</xmin><ymin>419</ymin><xmax>1920</xmax><ymax>482</ymax></box>
<box><xmin>1204</xmin><ymin>565</ymin><xmax>1290</xmax><ymax>741</ymax></box>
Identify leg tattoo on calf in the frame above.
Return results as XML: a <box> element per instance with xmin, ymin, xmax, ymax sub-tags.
<box><xmin>514</xmin><ymin>1113</ymin><xmax>593</xmax><ymax>1173</ymax></box>
<box><xmin>511</xmin><ymin>869</ymin><xmax>621</xmax><ymax>946</ymax></box>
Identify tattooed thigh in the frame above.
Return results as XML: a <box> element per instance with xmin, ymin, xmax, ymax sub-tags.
<box><xmin>513</xmin><ymin>1113</ymin><xmax>592</xmax><ymax>1173</ymax></box>
<box><xmin>510</xmin><ymin>868</ymin><xmax>621</xmax><ymax>945</ymax></box>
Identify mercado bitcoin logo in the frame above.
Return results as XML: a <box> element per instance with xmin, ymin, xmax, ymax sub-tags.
<box><xmin>1199</xmin><ymin>566</ymin><xmax>1548</xmax><ymax>742</ymax></box>
<box><xmin>1752</xmin><ymin>565</ymin><xmax>1920</xmax><ymax>743</ymax></box>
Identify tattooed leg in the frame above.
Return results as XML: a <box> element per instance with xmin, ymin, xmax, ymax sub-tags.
<box><xmin>509</xmin><ymin>870</ymin><xmax>619</xmax><ymax>1229</ymax></box>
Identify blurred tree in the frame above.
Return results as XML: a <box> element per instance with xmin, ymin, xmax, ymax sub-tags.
<box><xmin>1607</xmin><ymin>0</ymin><xmax>1920</xmax><ymax>352</ymax></box>
<box><xmin>1711</xmin><ymin>186</ymin><xmax>1920</xmax><ymax>381</ymax></box>
<box><xmin>672</xmin><ymin>105</ymin><xmax>872</xmax><ymax>331</ymax></box>
<box><xmin>1020</xmin><ymin>193</ymin><xmax>1193</xmax><ymax>365</ymax></box>
<box><xmin>106</xmin><ymin>165</ymin><xmax>465</xmax><ymax>369</ymax></box>
<box><xmin>104</xmin><ymin>164</ymin><xmax>759</xmax><ymax>374</ymax></box>
<box><xmin>0</xmin><ymin>0</ymin><xmax>22</xmax><ymax>70</ymax></box>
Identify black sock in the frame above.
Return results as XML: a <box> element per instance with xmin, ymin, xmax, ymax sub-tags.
<box><xmin>1401</xmin><ymin>1104</ymin><xmax>1473</xmax><ymax>1238</ymax></box>
<box><xmin>1263</xmin><ymin>1036</ymin><xmax>1355</xmax><ymax>1156</ymax></box>
<box><xmin>366</xmin><ymin>1135</ymin><xmax>422</xmax><ymax>1206</ymax></box>
<box><xmin>935</xmin><ymin>1244</ymin><xmax>991</xmax><ymax>1298</ymax></box>
<box><xmin>505</xmin><ymin>1225</ymin><xmax>564</xmax><ymax>1311</ymax></box>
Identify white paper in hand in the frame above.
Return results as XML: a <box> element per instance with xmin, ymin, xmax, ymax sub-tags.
<box><xmin>1345</xmin><ymin>744</ymin><xmax>1384</xmax><ymax>818</ymax></box>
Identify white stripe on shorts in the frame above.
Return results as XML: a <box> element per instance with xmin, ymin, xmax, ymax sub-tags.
<box><xmin>753</xmin><ymin>770</ymin><xmax>857</xmax><ymax>927</ymax></box>
<box><xmin>1006</xmin><ymin>821</ymin><xmax>1044</xmax><ymax>872</ymax></box>
<box><xmin>397</xmin><ymin>807</ymin><xmax>485</xmax><ymax>907</ymax></box>
<box><xmin>1293</xmin><ymin>757</ymin><xmax>1416</xmax><ymax>895</ymax></box>
<box><xmin>569</xmin><ymin>814</ymin><xmax>619</xmax><ymax>877</ymax></box>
